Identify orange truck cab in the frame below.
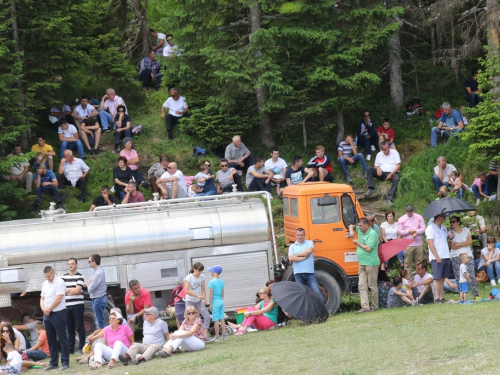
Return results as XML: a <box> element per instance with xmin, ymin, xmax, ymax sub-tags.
<box><xmin>280</xmin><ymin>182</ymin><xmax>365</xmax><ymax>314</ymax></box>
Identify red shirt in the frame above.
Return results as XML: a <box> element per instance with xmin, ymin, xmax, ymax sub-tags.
<box><xmin>377</xmin><ymin>127</ymin><xmax>395</xmax><ymax>141</ymax></box>
<box><xmin>125</xmin><ymin>287</ymin><xmax>152</xmax><ymax>313</ymax></box>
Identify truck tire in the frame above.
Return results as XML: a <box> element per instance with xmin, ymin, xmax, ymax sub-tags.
<box><xmin>315</xmin><ymin>270</ymin><xmax>341</xmax><ymax>316</ymax></box>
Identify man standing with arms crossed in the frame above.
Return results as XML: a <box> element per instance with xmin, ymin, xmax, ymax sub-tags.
<box><xmin>40</xmin><ymin>266</ymin><xmax>69</xmax><ymax>371</ymax></box>
<box><xmin>425</xmin><ymin>213</ymin><xmax>451</xmax><ymax>303</ymax></box>
<box><xmin>62</xmin><ymin>258</ymin><xmax>86</xmax><ymax>355</ymax></box>
<box><xmin>397</xmin><ymin>205</ymin><xmax>426</xmax><ymax>277</ymax></box>
<box><xmin>87</xmin><ymin>254</ymin><xmax>107</xmax><ymax>330</ymax></box>
<box><xmin>288</xmin><ymin>228</ymin><xmax>325</xmax><ymax>303</ymax></box>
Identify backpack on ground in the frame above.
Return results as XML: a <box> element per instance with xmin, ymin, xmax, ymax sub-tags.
<box><xmin>405</xmin><ymin>97</ymin><xmax>425</xmax><ymax>119</ymax></box>
<box><xmin>131</xmin><ymin>124</ymin><xmax>143</xmax><ymax>136</ymax></box>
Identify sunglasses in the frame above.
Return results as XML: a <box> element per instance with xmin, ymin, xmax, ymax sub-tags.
<box><xmin>1</xmin><ymin>329</ymin><xmax>9</xmax><ymax>332</ymax></box>
<box><xmin>259</xmin><ymin>292</ymin><xmax>267</xmax><ymax>295</ymax></box>
<box><xmin>220</xmin><ymin>164</ymin><xmax>228</xmax><ymax>167</ymax></box>
<box><xmin>450</xmin><ymin>221</ymin><xmax>458</xmax><ymax>224</ymax></box>
<box><xmin>117</xmin><ymin>109</ymin><xmax>125</xmax><ymax>112</ymax></box>
<box><xmin>205</xmin><ymin>164</ymin><xmax>211</xmax><ymax>167</ymax></box>
<box><xmin>368</xmin><ymin>219</ymin><xmax>375</xmax><ymax>222</ymax></box>
<box><xmin>167</xmin><ymin>39</ymin><xmax>173</xmax><ymax>42</ymax></box>
<box><xmin>186</xmin><ymin>312</ymin><xmax>196</xmax><ymax>316</ymax></box>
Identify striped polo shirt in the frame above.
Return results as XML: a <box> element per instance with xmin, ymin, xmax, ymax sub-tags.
<box><xmin>61</xmin><ymin>272</ymin><xmax>85</xmax><ymax>306</ymax></box>
<box><xmin>338</xmin><ymin>141</ymin><xmax>354</xmax><ymax>158</ymax></box>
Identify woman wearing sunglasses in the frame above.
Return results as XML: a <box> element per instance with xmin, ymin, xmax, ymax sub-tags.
<box><xmin>477</xmin><ymin>236</ymin><xmax>500</xmax><ymax>286</ymax></box>
<box><xmin>233</xmin><ymin>286</ymin><xmax>278</xmax><ymax>336</ymax></box>
<box><xmin>155</xmin><ymin>306</ymin><xmax>206</xmax><ymax>358</ymax></box>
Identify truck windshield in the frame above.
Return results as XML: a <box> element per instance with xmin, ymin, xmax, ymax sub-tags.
<box><xmin>310</xmin><ymin>197</ymin><xmax>340</xmax><ymax>224</ymax></box>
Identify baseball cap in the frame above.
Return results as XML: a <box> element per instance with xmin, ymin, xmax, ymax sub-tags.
<box><xmin>208</xmin><ymin>265</ymin><xmax>223</xmax><ymax>274</ymax></box>
<box><xmin>144</xmin><ymin>306</ymin><xmax>159</xmax><ymax>317</ymax></box>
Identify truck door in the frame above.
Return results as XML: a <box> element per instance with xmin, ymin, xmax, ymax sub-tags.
<box><xmin>306</xmin><ymin>194</ymin><xmax>358</xmax><ymax>275</ymax></box>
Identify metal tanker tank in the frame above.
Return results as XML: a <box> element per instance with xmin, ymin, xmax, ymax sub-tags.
<box><xmin>0</xmin><ymin>193</ymin><xmax>277</xmax><ymax>312</ymax></box>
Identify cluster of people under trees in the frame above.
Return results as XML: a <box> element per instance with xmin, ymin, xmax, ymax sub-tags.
<box><xmin>349</xmin><ymin>203</ymin><xmax>496</xmax><ymax>312</ymax></box>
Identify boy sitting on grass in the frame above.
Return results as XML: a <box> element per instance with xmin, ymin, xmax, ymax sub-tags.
<box><xmin>0</xmin><ymin>343</ymin><xmax>23</xmax><ymax>375</ymax></box>
<box><xmin>386</xmin><ymin>276</ymin><xmax>414</xmax><ymax>308</ymax></box>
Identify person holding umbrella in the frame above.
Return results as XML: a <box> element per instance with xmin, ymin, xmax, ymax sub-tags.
<box><xmin>425</xmin><ymin>213</ymin><xmax>451</xmax><ymax>303</ymax></box>
<box><xmin>288</xmin><ymin>228</ymin><xmax>325</xmax><ymax>303</ymax></box>
<box><xmin>349</xmin><ymin>219</ymin><xmax>380</xmax><ymax>313</ymax></box>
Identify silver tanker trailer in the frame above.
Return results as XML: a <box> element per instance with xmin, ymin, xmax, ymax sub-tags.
<box><xmin>0</xmin><ymin>192</ymin><xmax>277</xmax><ymax>334</ymax></box>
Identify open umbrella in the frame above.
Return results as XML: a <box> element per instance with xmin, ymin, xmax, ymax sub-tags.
<box><xmin>378</xmin><ymin>238</ymin><xmax>414</xmax><ymax>263</ymax></box>
<box><xmin>271</xmin><ymin>281</ymin><xmax>328</xmax><ymax>324</ymax></box>
<box><xmin>423</xmin><ymin>197</ymin><xmax>475</xmax><ymax>219</ymax></box>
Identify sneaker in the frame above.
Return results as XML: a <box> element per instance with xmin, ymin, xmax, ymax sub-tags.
<box><xmin>384</xmin><ymin>199</ymin><xmax>393</xmax><ymax>206</ymax></box>
<box><xmin>57</xmin><ymin>202</ymin><xmax>64</xmax><ymax>210</ymax></box>
<box><xmin>79</xmin><ymin>198</ymin><xmax>85</xmax><ymax>203</ymax></box>
<box><xmin>94</xmin><ymin>149</ymin><xmax>99</xmax><ymax>156</ymax></box>
<box><xmin>370</xmin><ymin>145</ymin><xmax>376</xmax><ymax>151</ymax></box>
<box><xmin>119</xmin><ymin>354</ymin><xmax>130</xmax><ymax>365</ymax></box>
<box><xmin>411</xmin><ymin>297</ymin><xmax>419</xmax><ymax>306</ymax></box>
<box><xmin>154</xmin><ymin>351</ymin><xmax>170</xmax><ymax>358</ymax></box>
<box><xmin>75</xmin><ymin>349</ymin><xmax>83</xmax><ymax>356</ymax></box>
<box><xmin>115</xmin><ymin>146</ymin><xmax>120</xmax><ymax>153</ymax></box>
<box><xmin>222</xmin><ymin>334</ymin><xmax>228</xmax><ymax>340</ymax></box>
<box><xmin>363</xmin><ymin>172</ymin><xmax>367</xmax><ymax>178</ymax></box>
<box><xmin>355</xmin><ymin>308</ymin><xmax>371</xmax><ymax>314</ymax></box>
<box><xmin>366</xmin><ymin>154</ymin><xmax>371</xmax><ymax>161</ymax></box>
<box><xmin>204</xmin><ymin>336</ymin><xmax>214</xmax><ymax>342</ymax></box>
<box><xmin>346</xmin><ymin>177</ymin><xmax>353</xmax><ymax>184</ymax></box>
<box><xmin>476</xmin><ymin>198</ymin><xmax>481</xmax><ymax>206</ymax></box>
<box><xmin>80</xmin><ymin>155</ymin><xmax>86</xmax><ymax>160</ymax></box>
<box><xmin>363</xmin><ymin>189</ymin><xmax>375</xmax><ymax>197</ymax></box>
<box><xmin>140</xmin><ymin>181</ymin><xmax>151</xmax><ymax>189</ymax></box>
<box><xmin>214</xmin><ymin>335</ymin><xmax>220</xmax><ymax>342</ymax></box>
<box><xmin>130</xmin><ymin>358</ymin><xmax>141</xmax><ymax>365</ymax></box>
<box><xmin>103</xmin><ymin>129</ymin><xmax>111</xmax><ymax>135</ymax></box>
<box><xmin>58</xmin><ymin>365</ymin><xmax>69</xmax><ymax>371</ymax></box>
<box><xmin>35</xmin><ymin>205</ymin><xmax>41</xmax><ymax>215</ymax></box>
<box><xmin>491</xmin><ymin>280</ymin><xmax>497</xmax><ymax>286</ymax></box>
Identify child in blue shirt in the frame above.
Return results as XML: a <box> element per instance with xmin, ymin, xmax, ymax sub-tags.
<box><xmin>207</xmin><ymin>265</ymin><xmax>226</xmax><ymax>341</ymax></box>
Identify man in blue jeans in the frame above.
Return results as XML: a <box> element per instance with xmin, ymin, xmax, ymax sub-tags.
<box><xmin>338</xmin><ymin>134</ymin><xmax>368</xmax><ymax>184</ymax></box>
<box><xmin>40</xmin><ymin>266</ymin><xmax>69</xmax><ymax>371</ymax></box>
<box><xmin>87</xmin><ymin>254</ymin><xmax>107</xmax><ymax>330</ymax></box>
<box><xmin>430</xmin><ymin>102</ymin><xmax>465</xmax><ymax>147</ymax></box>
<box><xmin>288</xmin><ymin>228</ymin><xmax>325</xmax><ymax>303</ymax></box>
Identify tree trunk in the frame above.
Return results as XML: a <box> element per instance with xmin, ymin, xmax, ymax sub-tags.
<box><xmin>302</xmin><ymin>115</ymin><xmax>307</xmax><ymax>149</ymax></box>
<box><xmin>451</xmin><ymin>17</ymin><xmax>458</xmax><ymax>83</ymax></box>
<box><xmin>388</xmin><ymin>23</ymin><xmax>404</xmax><ymax>107</ymax></box>
<box><xmin>431</xmin><ymin>25</ymin><xmax>436</xmax><ymax>65</ymax></box>
<box><xmin>486</xmin><ymin>0</ymin><xmax>500</xmax><ymax>98</ymax></box>
<box><xmin>10</xmin><ymin>0</ymin><xmax>28</xmax><ymax>148</ymax></box>
<box><xmin>132</xmin><ymin>0</ymin><xmax>149</xmax><ymax>59</ymax></box>
<box><xmin>335</xmin><ymin>111</ymin><xmax>344</xmax><ymax>145</ymax></box>
<box><xmin>250</xmin><ymin>2</ymin><xmax>274</xmax><ymax>147</ymax></box>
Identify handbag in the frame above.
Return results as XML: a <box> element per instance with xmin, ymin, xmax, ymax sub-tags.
<box><xmin>475</xmin><ymin>270</ymin><xmax>489</xmax><ymax>283</ymax></box>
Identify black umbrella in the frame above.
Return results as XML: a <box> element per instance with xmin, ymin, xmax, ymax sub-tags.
<box><xmin>423</xmin><ymin>197</ymin><xmax>475</xmax><ymax>219</ymax></box>
<box><xmin>271</xmin><ymin>281</ymin><xmax>328</xmax><ymax>324</ymax></box>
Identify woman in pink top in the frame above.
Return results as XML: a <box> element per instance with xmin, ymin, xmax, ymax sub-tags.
<box><xmin>90</xmin><ymin>312</ymin><xmax>134</xmax><ymax>370</ymax></box>
<box><xmin>119</xmin><ymin>137</ymin><xmax>148</xmax><ymax>188</ymax></box>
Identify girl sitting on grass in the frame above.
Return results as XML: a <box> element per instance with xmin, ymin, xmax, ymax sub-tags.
<box><xmin>232</xmin><ymin>286</ymin><xmax>278</xmax><ymax>335</ymax></box>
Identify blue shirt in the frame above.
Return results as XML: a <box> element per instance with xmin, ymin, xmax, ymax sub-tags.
<box><xmin>440</xmin><ymin>109</ymin><xmax>463</xmax><ymax>127</ymax></box>
<box><xmin>208</xmin><ymin>278</ymin><xmax>224</xmax><ymax>301</ymax></box>
<box><xmin>289</xmin><ymin>240</ymin><xmax>315</xmax><ymax>274</ymax></box>
<box><xmin>34</xmin><ymin>170</ymin><xmax>56</xmax><ymax>184</ymax></box>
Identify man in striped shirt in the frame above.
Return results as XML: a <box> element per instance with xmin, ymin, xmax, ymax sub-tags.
<box><xmin>62</xmin><ymin>258</ymin><xmax>86</xmax><ymax>355</ymax></box>
<box><xmin>338</xmin><ymin>134</ymin><xmax>368</xmax><ymax>184</ymax></box>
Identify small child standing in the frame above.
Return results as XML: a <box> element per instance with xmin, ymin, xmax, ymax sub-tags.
<box><xmin>207</xmin><ymin>265</ymin><xmax>226</xmax><ymax>341</ymax></box>
<box><xmin>0</xmin><ymin>343</ymin><xmax>23</xmax><ymax>375</ymax></box>
<box><xmin>459</xmin><ymin>253</ymin><xmax>472</xmax><ymax>302</ymax></box>
<box><xmin>386</xmin><ymin>276</ymin><xmax>413</xmax><ymax>308</ymax></box>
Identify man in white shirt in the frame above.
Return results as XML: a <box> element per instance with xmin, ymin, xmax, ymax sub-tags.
<box><xmin>71</xmin><ymin>95</ymin><xmax>99</xmax><ymax>130</ymax></box>
<box><xmin>48</xmin><ymin>99</ymin><xmax>72</xmax><ymax>132</ymax></box>
<box><xmin>425</xmin><ymin>213</ymin><xmax>451</xmax><ymax>303</ymax></box>
<box><xmin>432</xmin><ymin>156</ymin><xmax>457</xmax><ymax>192</ymax></box>
<box><xmin>163</xmin><ymin>34</ymin><xmax>180</xmax><ymax>57</ymax></box>
<box><xmin>161</xmin><ymin>88</ymin><xmax>188</xmax><ymax>140</ymax></box>
<box><xmin>58</xmin><ymin>118</ymin><xmax>85</xmax><ymax>159</ymax></box>
<box><xmin>6</xmin><ymin>143</ymin><xmax>33</xmax><ymax>193</ymax></box>
<box><xmin>57</xmin><ymin>149</ymin><xmax>89</xmax><ymax>203</ymax></box>
<box><xmin>149</xmin><ymin>29</ymin><xmax>166</xmax><ymax>56</ymax></box>
<box><xmin>40</xmin><ymin>266</ymin><xmax>69</xmax><ymax>371</ymax></box>
<box><xmin>363</xmin><ymin>141</ymin><xmax>401</xmax><ymax>205</ymax></box>
<box><xmin>99</xmin><ymin>88</ymin><xmax>127</xmax><ymax>134</ymax></box>
<box><xmin>264</xmin><ymin>147</ymin><xmax>287</xmax><ymax>197</ymax></box>
<box><xmin>156</xmin><ymin>162</ymin><xmax>188</xmax><ymax>199</ymax></box>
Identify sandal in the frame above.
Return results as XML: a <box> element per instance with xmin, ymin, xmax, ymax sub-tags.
<box><xmin>77</xmin><ymin>357</ymin><xmax>89</xmax><ymax>365</ymax></box>
<box><xmin>235</xmin><ymin>330</ymin><xmax>247</xmax><ymax>336</ymax></box>
<box><xmin>90</xmin><ymin>363</ymin><xmax>102</xmax><ymax>370</ymax></box>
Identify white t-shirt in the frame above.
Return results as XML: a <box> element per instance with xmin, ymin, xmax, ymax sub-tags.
<box><xmin>413</xmin><ymin>272</ymin><xmax>433</xmax><ymax>294</ymax></box>
<box><xmin>374</xmin><ymin>149</ymin><xmax>401</xmax><ymax>173</ymax></box>
<box><xmin>162</xmin><ymin>96</ymin><xmax>188</xmax><ymax>117</ymax></box>
<box><xmin>433</xmin><ymin>163</ymin><xmax>456</xmax><ymax>184</ymax></box>
<box><xmin>7</xmin><ymin>350</ymin><xmax>23</xmax><ymax>371</ymax></box>
<box><xmin>58</xmin><ymin>124</ymin><xmax>79</xmax><ymax>138</ymax></box>
<box><xmin>246</xmin><ymin>165</ymin><xmax>267</xmax><ymax>186</ymax></box>
<box><xmin>264</xmin><ymin>157</ymin><xmax>287</xmax><ymax>179</ymax></box>
<box><xmin>160</xmin><ymin>170</ymin><xmax>187</xmax><ymax>193</ymax></box>
<box><xmin>156</xmin><ymin>32</ymin><xmax>166</xmax><ymax>55</ymax></box>
<box><xmin>185</xmin><ymin>273</ymin><xmax>205</xmax><ymax>303</ymax></box>
<box><xmin>380</xmin><ymin>221</ymin><xmax>398</xmax><ymax>240</ymax></box>
<box><xmin>425</xmin><ymin>223</ymin><xmax>450</xmax><ymax>261</ymax></box>
<box><xmin>163</xmin><ymin>43</ymin><xmax>180</xmax><ymax>57</ymax></box>
<box><xmin>41</xmin><ymin>276</ymin><xmax>66</xmax><ymax>312</ymax></box>
<box><xmin>13</xmin><ymin>328</ymin><xmax>26</xmax><ymax>351</ymax></box>
<box><xmin>194</xmin><ymin>172</ymin><xmax>209</xmax><ymax>187</ymax></box>
<box><xmin>450</xmin><ymin>227</ymin><xmax>472</xmax><ymax>258</ymax></box>
<box><xmin>459</xmin><ymin>263</ymin><xmax>468</xmax><ymax>283</ymax></box>
<box><xmin>478</xmin><ymin>247</ymin><xmax>500</xmax><ymax>269</ymax></box>
<box><xmin>73</xmin><ymin>104</ymin><xmax>96</xmax><ymax>118</ymax></box>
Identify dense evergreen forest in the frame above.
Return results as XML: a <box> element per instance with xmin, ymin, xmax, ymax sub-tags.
<box><xmin>0</xmin><ymin>0</ymin><xmax>499</xmax><ymax>220</ymax></box>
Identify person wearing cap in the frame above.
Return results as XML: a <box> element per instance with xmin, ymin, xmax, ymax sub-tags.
<box><xmin>207</xmin><ymin>265</ymin><xmax>226</xmax><ymax>341</ymax></box>
<box><xmin>397</xmin><ymin>205</ymin><xmax>425</xmax><ymax>277</ymax></box>
<box><xmin>125</xmin><ymin>280</ymin><xmax>152</xmax><ymax>332</ymax></box>
<box><xmin>119</xmin><ymin>306</ymin><xmax>169</xmax><ymax>366</ymax></box>
<box><xmin>90</xmin><ymin>311</ymin><xmax>134</xmax><ymax>370</ymax></box>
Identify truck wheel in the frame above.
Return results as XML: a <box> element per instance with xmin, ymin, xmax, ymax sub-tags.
<box><xmin>315</xmin><ymin>270</ymin><xmax>341</xmax><ymax>315</ymax></box>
